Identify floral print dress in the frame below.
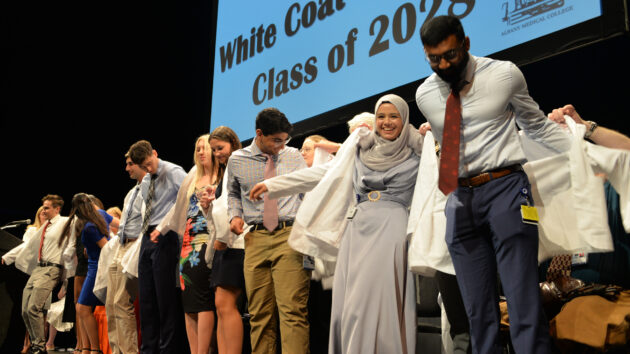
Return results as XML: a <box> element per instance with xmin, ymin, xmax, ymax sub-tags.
<box><xmin>179</xmin><ymin>185</ymin><xmax>215</xmax><ymax>290</ymax></box>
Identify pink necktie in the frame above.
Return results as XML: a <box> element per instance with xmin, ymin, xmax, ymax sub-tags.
<box><xmin>262</xmin><ymin>153</ymin><xmax>278</xmax><ymax>232</ymax></box>
<box><xmin>438</xmin><ymin>90</ymin><xmax>462</xmax><ymax>195</ymax></box>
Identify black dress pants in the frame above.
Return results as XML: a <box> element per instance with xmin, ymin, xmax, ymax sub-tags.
<box><xmin>138</xmin><ymin>228</ymin><xmax>185</xmax><ymax>354</ymax></box>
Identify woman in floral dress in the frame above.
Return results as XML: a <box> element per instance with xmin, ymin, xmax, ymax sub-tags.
<box><xmin>155</xmin><ymin>134</ymin><xmax>217</xmax><ymax>354</ymax></box>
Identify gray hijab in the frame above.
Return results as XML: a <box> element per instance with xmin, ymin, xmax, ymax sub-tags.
<box><xmin>358</xmin><ymin>94</ymin><xmax>423</xmax><ymax>171</ymax></box>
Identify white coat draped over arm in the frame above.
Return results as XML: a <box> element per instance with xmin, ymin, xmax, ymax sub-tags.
<box><xmin>585</xmin><ymin>143</ymin><xmax>630</xmax><ymax>232</ymax></box>
<box><xmin>2</xmin><ymin>226</ymin><xmax>39</xmax><ymax>266</ymax></box>
<box><xmin>121</xmin><ymin>193</ymin><xmax>148</xmax><ymax>279</ymax></box>
<box><xmin>407</xmin><ymin>131</ymin><xmax>453</xmax><ymax>276</ymax></box>
<box><xmin>154</xmin><ymin>166</ymin><xmax>204</xmax><ymax>283</ymax></box>
<box><xmin>93</xmin><ymin>235</ymin><xmax>119</xmax><ymax>303</ymax></box>
<box><xmin>211</xmin><ymin>164</ymin><xmax>249</xmax><ymax>252</ymax></box>
<box><xmin>273</xmin><ymin>128</ymin><xmax>369</xmax><ymax>261</ymax></box>
<box><xmin>3</xmin><ymin>217</ymin><xmax>70</xmax><ymax>276</ymax></box>
<box><xmin>521</xmin><ymin>118</ymin><xmax>614</xmax><ymax>261</ymax></box>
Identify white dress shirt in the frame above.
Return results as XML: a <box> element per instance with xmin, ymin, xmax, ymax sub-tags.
<box><xmin>3</xmin><ymin>214</ymin><xmax>69</xmax><ymax>275</ymax></box>
<box><xmin>37</xmin><ymin>214</ymin><xmax>69</xmax><ymax>264</ymax></box>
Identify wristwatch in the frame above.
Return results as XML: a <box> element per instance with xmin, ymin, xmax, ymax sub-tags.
<box><xmin>584</xmin><ymin>120</ymin><xmax>598</xmax><ymax>139</ymax></box>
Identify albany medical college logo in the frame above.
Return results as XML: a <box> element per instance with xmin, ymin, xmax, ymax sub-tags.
<box><xmin>502</xmin><ymin>0</ymin><xmax>565</xmax><ymax>25</ymax></box>
<box><xmin>501</xmin><ymin>0</ymin><xmax>575</xmax><ymax>36</ymax></box>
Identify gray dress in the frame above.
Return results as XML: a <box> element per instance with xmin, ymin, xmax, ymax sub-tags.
<box><xmin>329</xmin><ymin>153</ymin><xmax>419</xmax><ymax>354</ymax></box>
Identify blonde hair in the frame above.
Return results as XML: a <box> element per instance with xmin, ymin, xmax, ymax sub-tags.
<box><xmin>31</xmin><ymin>206</ymin><xmax>44</xmax><ymax>229</ymax></box>
<box><xmin>188</xmin><ymin>134</ymin><xmax>217</xmax><ymax>198</ymax></box>
<box><xmin>304</xmin><ymin>134</ymin><xmax>327</xmax><ymax>144</ymax></box>
<box><xmin>347</xmin><ymin>112</ymin><xmax>375</xmax><ymax>133</ymax></box>
<box><xmin>106</xmin><ymin>206</ymin><xmax>122</xmax><ymax>219</ymax></box>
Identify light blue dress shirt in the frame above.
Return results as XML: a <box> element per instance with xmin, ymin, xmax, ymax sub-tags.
<box><xmin>118</xmin><ymin>183</ymin><xmax>144</xmax><ymax>243</ymax></box>
<box><xmin>140</xmin><ymin>159</ymin><xmax>187</xmax><ymax>227</ymax></box>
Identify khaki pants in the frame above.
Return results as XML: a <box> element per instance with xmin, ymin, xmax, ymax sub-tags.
<box><xmin>244</xmin><ymin>226</ymin><xmax>310</xmax><ymax>354</ymax></box>
<box><xmin>22</xmin><ymin>265</ymin><xmax>61</xmax><ymax>351</ymax></box>
<box><xmin>105</xmin><ymin>240</ymin><xmax>139</xmax><ymax>354</ymax></box>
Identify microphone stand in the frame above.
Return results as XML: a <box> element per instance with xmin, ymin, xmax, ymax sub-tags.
<box><xmin>0</xmin><ymin>224</ymin><xmax>20</xmax><ymax>230</ymax></box>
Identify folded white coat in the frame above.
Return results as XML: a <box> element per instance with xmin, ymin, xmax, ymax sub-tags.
<box><xmin>93</xmin><ymin>235</ymin><xmax>120</xmax><ymax>303</ymax></box>
<box><xmin>521</xmin><ymin>117</ymin><xmax>613</xmax><ymax>260</ymax></box>
<box><xmin>406</xmin><ymin>131</ymin><xmax>451</xmax><ymax>276</ymax></box>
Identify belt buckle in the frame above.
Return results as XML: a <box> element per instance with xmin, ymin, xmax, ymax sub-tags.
<box><xmin>459</xmin><ymin>176</ymin><xmax>474</xmax><ymax>188</ymax></box>
<box><xmin>367</xmin><ymin>191</ymin><xmax>381</xmax><ymax>202</ymax></box>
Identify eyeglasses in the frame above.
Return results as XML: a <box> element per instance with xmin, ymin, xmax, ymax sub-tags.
<box><xmin>269</xmin><ymin>136</ymin><xmax>291</xmax><ymax>146</ymax></box>
<box><xmin>425</xmin><ymin>44</ymin><xmax>464</xmax><ymax>65</ymax></box>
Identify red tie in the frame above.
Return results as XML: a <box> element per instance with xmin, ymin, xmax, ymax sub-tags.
<box><xmin>438</xmin><ymin>90</ymin><xmax>462</xmax><ymax>195</ymax></box>
<box><xmin>38</xmin><ymin>221</ymin><xmax>51</xmax><ymax>261</ymax></box>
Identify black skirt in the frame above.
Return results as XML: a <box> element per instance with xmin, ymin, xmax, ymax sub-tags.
<box><xmin>75</xmin><ymin>238</ymin><xmax>88</xmax><ymax>277</ymax></box>
<box><xmin>210</xmin><ymin>248</ymin><xmax>245</xmax><ymax>290</ymax></box>
<box><xmin>62</xmin><ymin>276</ymin><xmax>76</xmax><ymax>322</ymax></box>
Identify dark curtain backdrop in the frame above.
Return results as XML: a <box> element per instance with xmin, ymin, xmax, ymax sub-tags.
<box><xmin>1</xmin><ymin>0</ymin><xmax>213</xmax><ymax>225</ymax></box>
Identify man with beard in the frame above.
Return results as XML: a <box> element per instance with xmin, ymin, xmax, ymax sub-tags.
<box><xmin>415</xmin><ymin>16</ymin><xmax>569</xmax><ymax>353</ymax></box>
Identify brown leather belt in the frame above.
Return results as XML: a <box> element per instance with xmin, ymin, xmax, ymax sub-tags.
<box><xmin>458</xmin><ymin>165</ymin><xmax>522</xmax><ymax>188</ymax></box>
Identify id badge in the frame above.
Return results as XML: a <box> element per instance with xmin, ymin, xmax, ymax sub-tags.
<box><xmin>303</xmin><ymin>255</ymin><xmax>315</xmax><ymax>270</ymax></box>
<box><xmin>571</xmin><ymin>252</ymin><xmax>588</xmax><ymax>265</ymax></box>
<box><xmin>520</xmin><ymin>205</ymin><xmax>539</xmax><ymax>225</ymax></box>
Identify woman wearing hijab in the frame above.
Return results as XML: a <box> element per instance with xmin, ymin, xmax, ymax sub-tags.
<box><xmin>250</xmin><ymin>94</ymin><xmax>424</xmax><ymax>353</ymax></box>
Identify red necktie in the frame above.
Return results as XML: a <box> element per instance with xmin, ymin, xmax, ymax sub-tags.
<box><xmin>38</xmin><ymin>221</ymin><xmax>51</xmax><ymax>261</ymax></box>
<box><xmin>438</xmin><ymin>90</ymin><xmax>462</xmax><ymax>195</ymax></box>
<box><xmin>262</xmin><ymin>153</ymin><xmax>278</xmax><ymax>232</ymax></box>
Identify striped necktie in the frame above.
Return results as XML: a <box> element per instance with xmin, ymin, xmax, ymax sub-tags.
<box><xmin>141</xmin><ymin>174</ymin><xmax>157</xmax><ymax>235</ymax></box>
